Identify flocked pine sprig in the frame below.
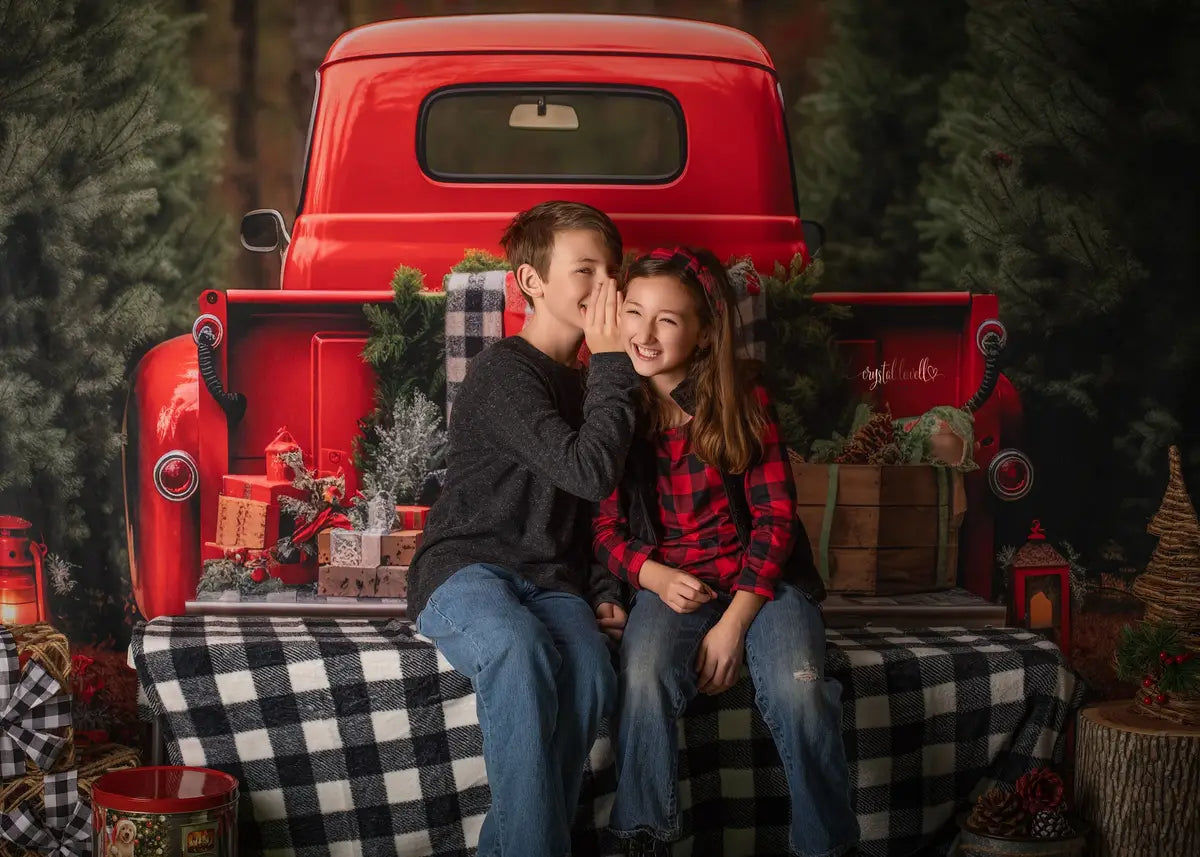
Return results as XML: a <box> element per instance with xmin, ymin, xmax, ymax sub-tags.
<box><xmin>46</xmin><ymin>552</ymin><xmax>77</xmax><ymax>596</ymax></box>
<box><xmin>278</xmin><ymin>494</ymin><xmax>318</xmax><ymax>522</ymax></box>
<box><xmin>276</xmin><ymin>449</ymin><xmax>347</xmax><ymax>519</ymax></box>
<box><xmin>350</xmin><ymin>390</ymin><xmax>445</xmax><ymax>530</ymax></box>
<box><xmin>1059</xmin><ymin>541</ymin><xmax>1091</xmax><ymax>606</ymax></box>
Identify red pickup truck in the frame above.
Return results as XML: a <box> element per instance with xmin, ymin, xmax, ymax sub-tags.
<box><xmin>122</xmin><ymin>14</ymin><xmax>1031</xmax><ymax>620</ymax></box>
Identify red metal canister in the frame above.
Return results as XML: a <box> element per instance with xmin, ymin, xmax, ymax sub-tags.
<box><xmin>92</xmin><ymin>766</ymin><xmax>239</xmax><ymax>857</ymax></box>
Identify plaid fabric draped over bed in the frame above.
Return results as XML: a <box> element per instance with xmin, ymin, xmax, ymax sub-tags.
<box><xmin>132</xmin><ymin>617</ymin><xmax>1084</xmax><ymax>857</ymax></box>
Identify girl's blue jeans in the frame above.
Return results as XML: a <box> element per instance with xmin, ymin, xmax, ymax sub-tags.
<box><xmin>609</xmin><ymin>583</ymin><xmax>860</xmax><ymax>857</ymax></box>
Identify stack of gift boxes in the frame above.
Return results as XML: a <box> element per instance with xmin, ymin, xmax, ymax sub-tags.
<box><xmin>205</xmin><ymin>429</ymin><xmax>314</xmax><ymax>584</ymax></box>
<box><xmin>315</xmin><ymin>506</ymin><xmax>428</xmax><ymax>600</ymax></box>
<box><xmin>0</xmin><ymin>623</ymin><xmax>139</xmax><ymax>857</ymax></box>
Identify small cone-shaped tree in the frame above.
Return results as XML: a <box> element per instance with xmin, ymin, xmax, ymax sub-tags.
<box><xmin>1133</xmin><ymin>446</ymin><xmax>1200</xmax><ymax>644</ymax></box>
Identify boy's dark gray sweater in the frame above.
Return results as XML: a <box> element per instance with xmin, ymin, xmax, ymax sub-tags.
<box><xmin>408</xmin><ymin>336</ymin><xmax>640</xmax><ymax>617</ymax></box>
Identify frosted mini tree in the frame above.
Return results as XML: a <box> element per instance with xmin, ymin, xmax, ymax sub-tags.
<box><xmin>350</xmin><ymin>391</ymin><xmax>446</xmax><ymax>532</ymax></box>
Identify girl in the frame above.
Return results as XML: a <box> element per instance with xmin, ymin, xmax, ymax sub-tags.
<box><xmin>593</xmin><ymin>247</ymin><xmax>859</xmax><ymax>857</ymax></box>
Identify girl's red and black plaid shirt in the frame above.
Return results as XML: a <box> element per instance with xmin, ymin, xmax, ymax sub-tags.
<box><xmin>592</xmin><ymin>385</ymin><xmax>796</xmax><ymax>600</ymax></box>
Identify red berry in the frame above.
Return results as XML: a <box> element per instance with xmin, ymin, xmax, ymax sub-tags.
<box><xmin>1143</xmin><ymin>695</ymin><xmax>1154</xmax><ymax>705</ymax></box>
<box><xmin>1156</xmin><ymin>693</ymin><xmax>1168</xmax><ymax>704</ymax></box>
<box><xmin>1175</xmin><ymin>654</ymin><xmax>1187</xmax><ymax>665</ymax></box>
<box><xmin>1143</xmin><ymin>677</ymin><xmax>1155</xmax><ymax>688</ymax></box>
<box><xmin>1160</xmin><ymin>651</ymin><xmax>1171</xmax><ymax>661</ymax></box>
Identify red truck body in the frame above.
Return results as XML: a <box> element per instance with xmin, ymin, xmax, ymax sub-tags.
<box><xmin>123</xmin><ymin>14</ymin><xmax>1028</xmax><ymax>620</ymax></box>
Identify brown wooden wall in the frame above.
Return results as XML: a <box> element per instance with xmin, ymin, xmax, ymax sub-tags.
<box><xmin>183</xmin><ymin>0</ymin><xmax>826</xmax><ymax>290</ymax></box>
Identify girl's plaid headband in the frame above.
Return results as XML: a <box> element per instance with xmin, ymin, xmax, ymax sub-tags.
<box><xmin>646</xmin><ymin>247</ymin><xmax>723</xmax><ymax>316</ymax></box>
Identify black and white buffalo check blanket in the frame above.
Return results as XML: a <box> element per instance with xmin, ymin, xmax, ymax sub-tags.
<box><xmin>132</xmin><ymin>617</ymin><xmax>1085</xmax><ymax>857</ymax></box>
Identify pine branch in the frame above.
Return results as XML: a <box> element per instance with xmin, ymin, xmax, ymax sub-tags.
<box><xmin>1115</xmin><ymin>620</ymin><xmax>1200</xmax><ymax>694</ymax></box>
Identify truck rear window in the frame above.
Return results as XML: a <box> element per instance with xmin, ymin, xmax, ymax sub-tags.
<box><xmin>419</xmin><ymin>86</ymin><xmax>685</xmax><ymax>183</ymax></box>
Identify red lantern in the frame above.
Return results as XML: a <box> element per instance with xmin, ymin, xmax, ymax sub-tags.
<box><xmin>0</xmin><ymin>515</ymin><xmax>48</xmax><ymax>626</ymax></box>
<box><xmin>1010</xmin><ymin>519</ymin><xmax>1071</xmax><ymax>654</ymax></box>
<box><xmin>264</xmin><ymin>427</ymin><xmax>302</xmax><ymax>482</ymax></box>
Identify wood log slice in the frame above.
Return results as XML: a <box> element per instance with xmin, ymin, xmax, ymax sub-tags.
<box><xmin>1075</xmin><ymin>701</ymin><xmax>1200</xmax><ymax>857</ymax></box>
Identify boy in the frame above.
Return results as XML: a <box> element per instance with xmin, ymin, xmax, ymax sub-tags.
<box><xmin>408</xmin><ymin>201</ymin><xmax>639</xmax><ymax>856</ymax></box>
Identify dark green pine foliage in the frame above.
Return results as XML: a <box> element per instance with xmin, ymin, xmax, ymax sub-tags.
<box><xmin>355</xmin><ymin>266</ymin><xmax>447</xmax><ymax>476</ymax></box>
<box><xmin>791</xmin><ymin>0</ymin><xmax>969</xmax><ymax>291</ymax></box>
<box><xmin>761</xmin><ymin>257</ymin><xmax>858</xmax><ymax>457</ymax></box>
<box><xmin>0</xmin><ymin>0</ymin><xmax>229</xmax><ymax>639</ymax></box>
<box><xmin>916</xmin><ymin>0</ymin><xmax>1200</xmax><ymax>566</ymax></box>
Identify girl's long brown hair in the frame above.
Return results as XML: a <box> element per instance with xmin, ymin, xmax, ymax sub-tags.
<box><xmin>625</xmin><ymin>247</ymin><xmax>766</xmax><ymax>474</ymax></box>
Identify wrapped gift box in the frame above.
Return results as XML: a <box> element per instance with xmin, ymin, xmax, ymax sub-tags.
<box><xmin>221</xmin><ymin>474</ymin><xmax>305</xmax><ymax>505</ymax></box>
<box><xmin>395</xmin><ymin>505</ymin><xmax>429</xmax><ymax>531</ymax></box>
<box><xmin>317</xmin><ymin>530</ymin><xmax>332</xmax><ymax>565</ymax></box>
<box><xmin>328</xmin><ymin>531</ymin><xmax>381</xmax><ymax>568</ymax></box>
<box><xmin>214</xmin><ymin>496</ymin><xmax>269</xmax><ymax>550</ymax></box>
<box><xmin>318</xmin><ymin>566</ymin><xmax>377</xmax><ymax>597</ymax></box>
<box><xmin>367</xmin><ymin>566</ymin><xmax>408</xmax><ymax>599</ymax></box>
<box><xmin>380</xmin><ymin>531</ymin><xmax>422</xmax><ymax>567</ymax></box>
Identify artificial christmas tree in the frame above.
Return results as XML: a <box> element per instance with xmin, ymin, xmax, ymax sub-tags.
<box><xmin>791</xmin><ymin>0</ymin><xmax>969</xmax><ymax>293</ymax></box>
<box><xmin>1132</xmin><ymin>445</ymin><xmax>1200</xmax><ymax>649</ymax></box>
<box><xmin>759</xmin><ymin>255</ymin><xmax>857</xmax><ymax>455</ymax></box>
<box><xmin>356</xmin><ymin>265</ymin><xmax>447</xmax><ymax>478</ymax></box>
<box><xmin>914</xmin><ymin>0</ymin><xmax>1200</xmax><ymax>568</ymax></box>
<box><xmin>1076</xmin><ymin>447</ymin><xmax>1200</xmax><ymax>855</ymax></box>
<box><xmin>1114</xmin><ymin>446</ymin><xmax>1200</xmax><ymax>724</ymax></box>
<box><xmin>348</xmin><ymin>391</ymin><xmax>445</xmax><ymax>532</ymax></box>
<box><xmin>0</xmin><ymin>0</ymin><xmax>227</xmax><ymax>641</ymax></box>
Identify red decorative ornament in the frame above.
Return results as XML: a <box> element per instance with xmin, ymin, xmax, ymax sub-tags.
<box><xmin>1160</xmin><ymin>651</ymin><xmax>1171</xmax><ymax>661</ymax></box>
<box><xmin>1143</xmin><ymin>677</ymin><xmax>1155</xmax><ymax>688</ymax></box>
<box><xmin>1143</xmin><ymin>695</ymin><xmax>1153</xmax><ymax>705</ymax></box>
<box><xmin>249</xmin><ymin>568</ymin><xmax>267</xmax><ymax>584</ymax></box>
<box><xmin>1156</xmin><ymin>693</ymin><xmax>1168</xmax><ymax>704</ymax></box>
<box><xmin>1175</xmin><ymin>654</ymin><xmax>1187</xmax><ymax>665</ymax></box>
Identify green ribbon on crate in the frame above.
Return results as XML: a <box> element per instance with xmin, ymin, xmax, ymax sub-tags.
<box><xmin>815</xmin><ymin>463</ymin><xmax>954</xmax><ymax>587</ymax></box>
<box><xmin>935</xmin><ymin>466</ymin><xmax>951</xmax><ymax>587</ymax></box>
<box><xmin>816</xmin><ymin>464</ymin><xmax>838</xmax><ymax>584</ymax></box>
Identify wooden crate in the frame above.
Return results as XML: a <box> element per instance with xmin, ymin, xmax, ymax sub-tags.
<box><xmin>792</xmin><ymin>462</ymin><xmax>967</xmax><ymax>595</ymax></box>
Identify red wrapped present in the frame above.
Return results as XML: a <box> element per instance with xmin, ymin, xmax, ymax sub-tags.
<box><xmin>395</xmin><ymin>505</ymin><xmax>429</xmax><ymax>531</ymax></box>
<box><xmin>221</xmin><ymin>474</ymin><xmax>306</xmax><ymax>505</ymax></box>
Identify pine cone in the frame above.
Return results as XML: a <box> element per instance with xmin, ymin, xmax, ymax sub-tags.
<box><xmin>1030</xmin><ymin>809</ymin><xmax>1073</xmax><ymax>839</ymax></box>
<box><xmin>868</xmin><ymin>442</ymin><xmax>905</xmax><ymax>465</ymax></box>
<box><xmin>1014</xmin><ymin>767</ymin><xmax>1065</xmax><ymax>814</ymax></box>
<box><xmin>967</xmin><ymin>788</ymin><xmax>1030</xmax><ymax>837</ymax></box>
<box><xmin>835</xmin><ymin>410</ymin><xmax>896</xmax><ymax>464</ymax></box>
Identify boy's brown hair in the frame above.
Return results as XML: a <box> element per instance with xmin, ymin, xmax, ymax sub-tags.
<box><xmin>500</xmin><ymin>201</ymin><xmax>622</xmax><ymax>306</ymax></box>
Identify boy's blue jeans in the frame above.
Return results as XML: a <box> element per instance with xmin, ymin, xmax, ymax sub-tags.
<box><xmin>415</xmin><ymin>563</ymin><xmax>616</xmax><ymax>857</ymax></box>
<box><xmin>609</xmin><ymin>584</ymin><xmax>860</xmax><ymax>857</ymax></box>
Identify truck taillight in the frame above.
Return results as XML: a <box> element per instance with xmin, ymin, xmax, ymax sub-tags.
<box><xmin>988</xmin><ymin>449</ymin><xmax>1034</xmax><ymax>501</ymax></box>
<box><xmin>153</xmin><ymin>451</ymin><xmax>199</xmax><ymax>501</ymax></box>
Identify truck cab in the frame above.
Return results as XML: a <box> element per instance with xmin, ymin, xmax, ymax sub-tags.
<box><xmin>123</xmin><ymin>14</ymin><xmax>1027</xmax><ymax>620</ymax></box>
